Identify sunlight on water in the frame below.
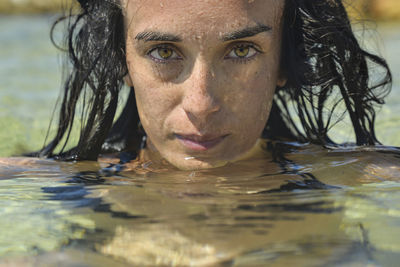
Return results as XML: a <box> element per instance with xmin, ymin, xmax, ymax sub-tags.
<box><xmin>0</xmin><ymin>144</ymin><xmax>398</xmax><ymax>266</ymax></box>
<box><xmin>0</xmin><ymin>178</ymin><xmax>95</xmax><ymax>257</ymax></box>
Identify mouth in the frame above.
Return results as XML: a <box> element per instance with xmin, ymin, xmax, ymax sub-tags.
<box><xmin>175</xmin><ymin>133</ymin><xmax>229</xmax><ymax>151</ymax></box>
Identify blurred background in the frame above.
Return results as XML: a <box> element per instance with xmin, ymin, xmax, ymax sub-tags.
<box><xmin>1</xmin><ymin>0</ymin><xmax>399</xmax><ymax>19</ymax></box>
<box><xmin>0</xmin><ymin>0</ymin><xmax>400</xmax><ymax>157</ymax></box>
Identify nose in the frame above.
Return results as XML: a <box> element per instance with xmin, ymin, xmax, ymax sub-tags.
<box><xmin>181</xmin><ymin>60</ymin><xmax>221</xmax><ymax>122</ymax></box>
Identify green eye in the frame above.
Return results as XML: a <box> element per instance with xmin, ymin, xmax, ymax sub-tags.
<box><xmin>148</xmin><ymin>46</ymin><xmax>181</xmax><ymax>62</ymax></box>
<box><xmin>234</xmin><ymin>46</ymin><xmax>250</xmax><ymax>57</ymax></box>
<box><xmin>157</xmin><ymin>48</ymin><xmax>173</xmax><ymax>59</ymax></box>
<box><xmin>226</xmin><ymin>44</ymin><xmax>258</xmax><ymax>60</ymax></box>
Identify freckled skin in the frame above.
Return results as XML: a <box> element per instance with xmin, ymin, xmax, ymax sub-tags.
<box><xmin>123</xmin><ymin>0</ymin><xmax>286</xmax><ymax>170</ymax></box>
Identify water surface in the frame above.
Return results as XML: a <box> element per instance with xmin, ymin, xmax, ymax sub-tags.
<box><xmin>0</xmin><ymin>143</ymin><xmax>399</xmax><ymax>266</ymax></box>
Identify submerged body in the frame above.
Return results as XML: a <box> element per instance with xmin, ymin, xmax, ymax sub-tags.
<box><xmin>1</xmin><ymin>142</ymin><xmax>400</xmax><ymax>265</ymax></box>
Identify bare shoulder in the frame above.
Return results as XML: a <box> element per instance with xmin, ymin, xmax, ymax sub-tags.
<box><xmin>361</xmin><ymin>149</ymin><xmax>400</xmax><ymax>182</ymax></box>
<box><xmin>0</xmin><ymin>157</ymin><xmax>54</xmax><ymax>167</ymax></box>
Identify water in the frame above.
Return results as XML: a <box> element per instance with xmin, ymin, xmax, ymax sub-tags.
<box><xmin>0</xmin><ymin>15</ymin><xmax>400</xmax><ymax>266</ymax></box>
<box><xmin>0</xmin><ymin>143</ymin><xmax>399</xmax><ymax>266</ymax></box>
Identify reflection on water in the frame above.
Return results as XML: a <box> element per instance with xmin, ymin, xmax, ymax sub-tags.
<box><xmin>0</xmin><ymin>142</ymin><xmax>399</xmax><ymax>266</ymax></box>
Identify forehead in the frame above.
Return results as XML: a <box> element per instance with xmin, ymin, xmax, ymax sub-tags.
<box><xmin>123</xmin><ymin>0</ymin><xmax>285</xmax><ymax>36</ymax></box>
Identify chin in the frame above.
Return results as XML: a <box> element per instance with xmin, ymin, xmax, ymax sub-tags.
<box><xmin>171</xmin><ymin>158</ymin><xmax>229</xmax><ymax>171</ymax></box>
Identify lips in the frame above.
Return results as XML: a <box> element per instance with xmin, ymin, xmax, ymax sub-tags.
<box><xmin>175</xmin><ymin>133</ymin><xmax>229</xmax><ymax>151</ymax></box>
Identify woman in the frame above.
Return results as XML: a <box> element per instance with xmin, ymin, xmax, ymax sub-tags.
<box><xmin>39</xmin><ymin>0</ymin><xmax>391</xmax><ymax>170</ymax></box>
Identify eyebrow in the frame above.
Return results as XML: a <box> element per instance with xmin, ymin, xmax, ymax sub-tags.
<box><xmin>135</xmin><ymin>31</ymin><xmax>182</xmax><ymax>42</ymax></box>
<box><xmin>134</xmin><ymin>24</ymin><xmax>272</xmax><ymax>43</ymax></box>
<box><xmin>222</xmin><ymin>24</ymin><xmax>272</xmax><ymax>41</ymax></box>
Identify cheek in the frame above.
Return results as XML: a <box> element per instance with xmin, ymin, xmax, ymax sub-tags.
<box><xmin>252</xmin><ymin>73</ymin><xmax>276</xmax><ymax>118</ymax></box>
<box><xmin>151</xmin><ymin>63</ymin><xmax>184</xmax><ymax>82</ymax></box>
<box><xmin>134</xmin><ymin>84</ymin><xmax>178</xmax><ymax>130</ymax></box>
<box><xmin>126</xmin><ymin>51</ymin><xmax>174</xmax><ymax>125</ymax></box>
<box><xmin>129</xmin><ymin>71</ymin><xmax>180</xmax><ymax>139</ymax></box>
<box><xmin>227</xmin><ymin>66</ymin><xmax>276</xmax><ymax>139</ymax></box>
<box><xmin>126</xmin><ymin>49</ymin><xmax>187</xmax><ymax>144</ymax></box>
<box><xmin>228</xmin><ymin>64</ymin><xmax>276</xmax><ymax>116</ymax></box>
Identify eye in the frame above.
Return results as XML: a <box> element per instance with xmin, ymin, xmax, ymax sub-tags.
<box><xmin>148</xmin><ymin>46</ymin><xmax>181</xmax><ymax>62</ymax></box>
<box><xmin>226</xmin><ymin>44</ymin><xmax>259</xmax><ymax>60</ymax></box>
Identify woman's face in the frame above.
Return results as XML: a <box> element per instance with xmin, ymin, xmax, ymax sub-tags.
<box><xmin>123</xmin><ymin>0</ymin><xmax>285</xmax><ymax>170</ymax></box>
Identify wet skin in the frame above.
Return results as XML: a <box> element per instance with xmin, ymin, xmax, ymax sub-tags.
<box><xmin>123</xmin><ymin>0</ymin><xmax>286</xmax><ymax>170</ymax></box>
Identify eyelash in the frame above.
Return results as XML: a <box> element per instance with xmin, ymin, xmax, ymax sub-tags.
<box><xmin>147</xmin><ymin>45</ymin><xmax>182</xmax><ymax>63</ymax></box>
<box><xmin>225</xmin><ymin>44</ymin><xmax>261</xmax><ymax>63</ymax></box>
<box><xmin>146</xmin><ymin>43</ymin><xmax>261</xmax><ymax>64</ymax></box>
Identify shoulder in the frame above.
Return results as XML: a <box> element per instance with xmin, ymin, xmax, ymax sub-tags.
<box><xmin>0</xmin><ymin>157</ymin><xmax>53</xmax><ymax>167</ymax></box>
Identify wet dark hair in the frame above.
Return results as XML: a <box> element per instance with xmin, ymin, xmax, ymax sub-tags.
<box><xmin>39</xmin><ymin>0</ymin><xmax>392</xmax><ymax>161</ymax></box>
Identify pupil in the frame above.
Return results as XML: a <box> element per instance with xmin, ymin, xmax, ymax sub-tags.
<box><xmin>236</xmin><ymin>47</ymin><xmax>248</xmax><ymax>57</ymax></box>
<box><xmin>160</xmin><ymin>48</ymin><xmax>171</xmax><ymax>58</ymax></box>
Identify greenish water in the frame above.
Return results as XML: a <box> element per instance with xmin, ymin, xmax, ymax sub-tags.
<box><xmin>0</xmin><ymin>15</ymin><xmax>61</xmax><ymax>156</ymax></box>
<box><xmin>0</xmin><ymin>144</ymin><xmax>399</xmax><ymax>266</ymax></box>
<box><xmin>0</xmin><ymin>15</ymin><xmax>400</xmax><ymax>266</ymax></box>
